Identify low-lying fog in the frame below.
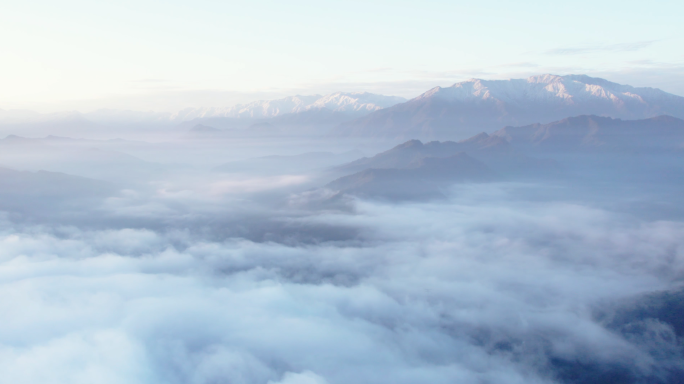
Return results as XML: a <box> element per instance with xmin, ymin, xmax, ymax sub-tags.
<box><xmin>1</xmin><ymin>122</ymin><xmax>683</xmax><ymax>384</ymax></box>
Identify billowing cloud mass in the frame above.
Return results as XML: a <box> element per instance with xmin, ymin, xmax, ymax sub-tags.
<box><xmin>0</xmin><ymin>177</ymin><xmax>683</xmax><ymax>384</ymax></box>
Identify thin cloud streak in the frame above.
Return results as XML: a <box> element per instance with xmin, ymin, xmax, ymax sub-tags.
<box><xmin>544</xmin><ymin>40</ymin><xmax>659</xmax><ymax>55</ymax></box>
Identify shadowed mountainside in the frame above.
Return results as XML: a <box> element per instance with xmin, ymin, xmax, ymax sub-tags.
<box><xmin>337</xmin><ymin>133</ymin><xmax>559</xmax><ymax>177</ymax></box>
<box><xmin>326</xmin><ymin>114</ymin><xmax>684</xmax><ymax>199</ymax></box>
<box><xmin>326</xmin><ymin>152</ymin><xmax>496</xmax><ymax>198</ymax></box>
<box><xmin>493</xmin><ymin>115</ymin><xmax>684</xmax><ymax>152</ymax></box>
<box><xmin>326</xmin><ymin>133</ymin><xmax>561</xmax><ymax>198</ymax></box>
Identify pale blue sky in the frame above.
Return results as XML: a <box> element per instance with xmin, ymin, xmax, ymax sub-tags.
<box><xmin>1</xmin><ymin>0</ymin><xmax>683</xmax><ymax>112</ymax></box>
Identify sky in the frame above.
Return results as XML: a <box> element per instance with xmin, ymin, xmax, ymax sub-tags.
<box><xmin>1</xmin><ymin>0</ymin><xmax>683</xmax><ymax>112</ymax></box>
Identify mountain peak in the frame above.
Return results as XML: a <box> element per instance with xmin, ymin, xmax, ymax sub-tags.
<box><xmin>527</xmin><ymin>74</ymin><xmax>565</xmax><ymax>84</ymax></box>
<box><xmin>396</xmin><ymin>139</ymin><xmax>424</xmax><ymax>149</ymax></box>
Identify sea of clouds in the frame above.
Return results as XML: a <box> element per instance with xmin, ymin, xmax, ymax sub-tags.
<box><xmin>1</xmin><ymin>179</ymin><xmax>682</xmax><ymax>384</ymax></box>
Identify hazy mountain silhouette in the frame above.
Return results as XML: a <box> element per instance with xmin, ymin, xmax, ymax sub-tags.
<box><xmin>0</xmin><ymin>167</ymin><xmax>114</xmax><ymax>197</ymax></box>
<box><xmin>0</xmin><ymin>135</ymin><xmax>164</xmax><ymax>183</ymax></box>
<box><xmin>0</xmin><ymin>166</ymin><xmax>116</xmax><ymax>216</ymax></box>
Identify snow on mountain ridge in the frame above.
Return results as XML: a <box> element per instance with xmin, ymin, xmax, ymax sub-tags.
<box><xmin>420</xmin><ymin>74</ymin><xmax>674</xmax><ymax>108</ymax></box>
<box><xmin>0</xmin><ymin>92</ymin><xmax>406</xmax><ymax>129</ymax></box>
<box><xmin>309</xmin><ymin>92</ymin><xmax>406</xmax><ymax>113</ymax></box>
<box><xmin>336</xmin><ymin>74</ymin><xmax>684</xmax><ymax>140</ymax></box>
<box><xmin>170</xmin><ymin>92</ymin><xmax>406</xmax><ymax>121</ymax></box>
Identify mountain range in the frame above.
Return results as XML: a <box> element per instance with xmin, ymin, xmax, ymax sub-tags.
<box><xmin>336</xmin><ymin>74</ymin><xmax>684</xmax><ymax>140</ymax></box>
<box><xmin>4</xmin><ymin>74</ymin><xmax>684</xmax><ymax>141</ymax></box>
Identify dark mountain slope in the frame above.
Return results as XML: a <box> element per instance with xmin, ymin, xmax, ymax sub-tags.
<box><xmin>326</xmin><ymin>153</ymin><xmax>496</xmax><ymax>199</ymax></box>
<box><xmin>338</xmin><ymin>133</ymin><xmax>559</xmax><ymax>178</ymax></box>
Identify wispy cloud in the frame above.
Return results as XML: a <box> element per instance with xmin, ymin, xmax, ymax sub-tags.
<box><xmin>130</xmin><ymin>79</ymin><xmax>168</xmax><ymax>83</ymax></box>
<box><xmin>361</xmin><ymin>67</ymin><xmax>393</xmax><ymax>73</ymax></box>
<box><xmin>494</xmin><ymin>62</ymin><xmax>539</xmax><ymax>68</ymax></box>
<box><xmin>544</xmin><ymin>40</ymin><xmax>659</xmax><ymax>55</ymax></box>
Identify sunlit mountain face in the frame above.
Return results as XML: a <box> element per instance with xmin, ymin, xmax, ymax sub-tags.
<box><xmin>337</xmin><ymin>75</ymin><xmax>684</xmax><ymax>140</ymax></box>
<box><xmin>2</xmin><ymin>2</ymin><xmax>684</xmax><ymax>382</ymax></box>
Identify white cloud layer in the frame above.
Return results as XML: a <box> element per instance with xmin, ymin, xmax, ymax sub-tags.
<box><xmin>0</xmin><ymin>185</ymin><xmax>682</xmax><ymax>383</ymax></box>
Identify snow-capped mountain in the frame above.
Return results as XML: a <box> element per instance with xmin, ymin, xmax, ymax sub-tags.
<box><xmin>416</xmin><ymin>74</ymin><xmax>680</xmax><ymax>110</ymax></box>
<box><xmin>0</xmin><ymin>92</ymin><xmax>406</xmax><ymax>138</ymax></box>
<box><xmin>307</xmin><ymin>92</ymin><xmax>406</xmax><ymax>113</ymax></box>
<box><xmin>170</xmin><ymin>92</ymin><xmax>406</xmax><ymax>121</ymax></box>
<box><xmin>336</xmin><ymin>74</ymin><xmax>684</xmax><ymax>140</ymax></box>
